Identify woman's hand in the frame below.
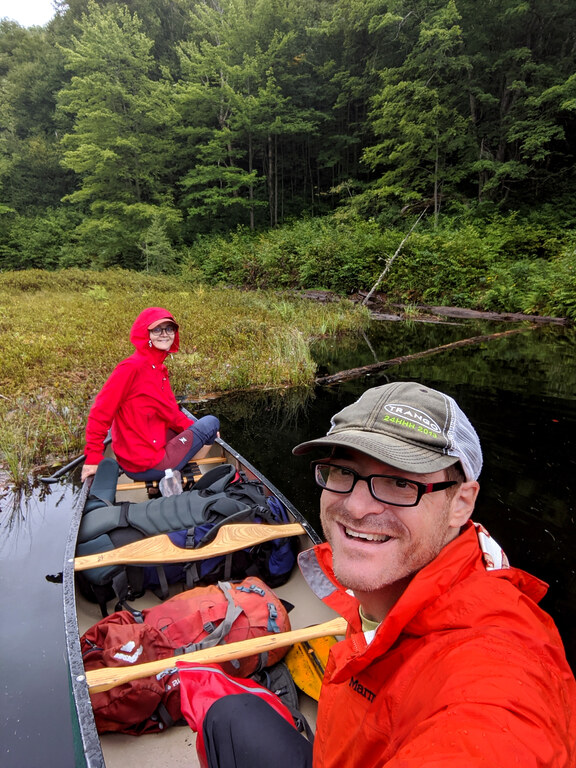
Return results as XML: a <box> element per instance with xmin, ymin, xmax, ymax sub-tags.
<box><xmin>81</xmin><ymin>463</ymin><xmax>98</xmax><ymax>482</ymax></box>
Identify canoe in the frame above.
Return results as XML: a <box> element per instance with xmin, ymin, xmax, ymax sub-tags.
<box><xmin>63</xmin><ymin>431</ymin><xmax>341</xmax><ymax>768</ymax></box>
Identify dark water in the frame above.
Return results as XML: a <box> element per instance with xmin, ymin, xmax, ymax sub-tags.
<box><xmin>0</xmin><ymin>483</ymin><xmax>80</xmax><ymax>767</ymax></box>
<box><xmin>1</xmin><ymin>318</ymin><xmax>575</xmax><ymax>765</ymax></box>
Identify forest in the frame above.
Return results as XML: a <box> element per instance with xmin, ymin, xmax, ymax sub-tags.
<box><xmin>1</xmin><ymin>0</ymin><xmax>576</xmax><ymax>315</ymax></box>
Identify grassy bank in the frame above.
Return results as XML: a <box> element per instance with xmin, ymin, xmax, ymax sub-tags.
<box><xmin>0</xmin><ymin>269</ymin><xmax>369</xmax><ymax>484</ymax></box>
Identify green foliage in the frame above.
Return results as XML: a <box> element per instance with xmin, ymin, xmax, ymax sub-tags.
<box><xmin>377</xmin><ymin>226</ymin><xmax>492</xmax><ymax>307</ymax></box>
<box><xmin>362</xmin><ymin>1</ymin><xmax>472</xmax><ymax>215</ymax></box>
<box><xmin>56</xmin><ymin>2</ymin><xmax>181</xmax><ymax>264</ymax></box>
<box><xmin>181</xmin><ymin>212</ymin><xmax>574</xmax><ymax>318</ymax></box>
<box><xmin>1</xmin><ymin>0</ymin><xmax>576</xmax><ymax>299</ymax></box>
<box><xmin>139</xmin><ymin>214</ymin><xmax>180</xmax><ymax>275</ymax></box>
<box><xmin>480</xmin><ymin>239</ymin><xmax>576</xmax><ymax>319</ymax></box>
<box><xmin>184</xmin><ymin>217</ymin><xmax>392</xmax><ymax>292</ymax></box>
<box><xmin>0</xmin><ymin>207</ymin><xmax>80</xmax><ymax>270</ymax></box>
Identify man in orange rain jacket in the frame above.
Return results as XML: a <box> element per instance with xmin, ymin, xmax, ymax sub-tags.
<box><xmin>202</xmin><ymin>381</ymin><xmax>576</xmax><ymax>768</ymax></box>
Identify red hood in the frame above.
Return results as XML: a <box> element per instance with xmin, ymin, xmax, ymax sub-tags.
<box><xmin>129</xmin><ymin>307</ymin><xmax>180</xmax><ymax>360</ymax></box>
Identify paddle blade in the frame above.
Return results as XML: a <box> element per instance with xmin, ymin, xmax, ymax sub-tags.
<box><xmin>74</xmin><ymin>522</ymin><xmax>306</xmax><ymax>571</ymax></box>
<box><xmin>285</xmin><ymin>635</ymin><xmax>338</xmax><ymax>700</ymax></box>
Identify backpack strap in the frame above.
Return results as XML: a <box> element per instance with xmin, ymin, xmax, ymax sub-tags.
<box><xmin>191</xmin><ymin>463</ymin><xmax>238</xmax><ymax>492</ymax></box>
<box><xmin>177</xmin><ymin>581</ymin><xmax>243</xmax><ymax>654</ymax></box>
<box><xmin>252</xmin><ymin>662</ymin><xmax>315</xmax><ymax>744</ymax></box>
<box><xmin>154</xmin><ymin>701</ymin><xmax>185</xmax><ymax>730</ymax></box>
<box><xmin>84</xmin><ymin>457</ymin><xmax>120</xmax><ymax>514</ymax></box>
<box><xmin>78</xmin><ymin>501</ymin><xmax>130</xmax><ymax>544</ymax></box>
<box><xmin>154</xmin><ymin>565</ymin><xmax>170</xmax><ymax>601</ymax></box>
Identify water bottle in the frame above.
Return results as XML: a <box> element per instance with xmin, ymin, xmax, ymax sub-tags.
<box><xmin>158</xmin><ymin>468</ymin><xmax>182</xmax><ymax>496</ymax></box>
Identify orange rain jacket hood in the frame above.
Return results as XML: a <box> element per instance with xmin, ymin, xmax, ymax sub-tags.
<box><xmin>300</xmin><ymin>522</ymin><xmax>576</xmax><ymax>768</ymax></box>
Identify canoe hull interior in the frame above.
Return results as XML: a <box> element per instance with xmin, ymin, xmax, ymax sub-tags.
<box><xmin>64</xmin><ymin>437</ymin><xmax>337</xmax><ymax>768</ymax></box>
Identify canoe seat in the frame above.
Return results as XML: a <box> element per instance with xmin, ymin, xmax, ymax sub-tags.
<box><xmin>115</xmin><ymin>455</ymin><xmax>228</xmax><ymax>493</ymax></box>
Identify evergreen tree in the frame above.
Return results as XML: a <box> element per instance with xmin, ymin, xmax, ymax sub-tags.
<box><xmin>459</xmin><ymin>0</ymin><xmax>576</xmax><ymax>203</ymax></box>
<box><xmin>176</xmin><ymin>0</ymin><xmax>324</xmax><ymax>232</ymax></box>
<box><xmin>139</xmin><ymin>213</ymin><xmax>179</xmax><ymax>274</ymax></box>
<box><xmin>362</xmin><ymin>1</ymin><xmax>471</xmax><ymax>221</ymax></box>
<box><xmin>0</xmin><ymin>21</ymin><xmax>70</xmax><ymax>213</ymax></box>
<box><xmin>57</xmin><ymin>1</ymin><xmax>180</xmax><ymax>267</ymax></box>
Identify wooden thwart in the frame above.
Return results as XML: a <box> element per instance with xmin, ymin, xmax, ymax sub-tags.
<box><xmin>116</xmin><ymin>455</ymin><xmax>228</xmax><ymax>492</ymax></box>
<box><xmin>74</xmin><ymin>522</ymin><xmax>306</xmax><ymax>571</ymax></box>
<box><xmin>85</xmin><ymin>616</ymin><xmax>348</xmax><ymax>694</ymax></box>
<box><xmin>116</xmin><ymin>478</ymin><xmax>201</xmax><ymax>492</ymax></box>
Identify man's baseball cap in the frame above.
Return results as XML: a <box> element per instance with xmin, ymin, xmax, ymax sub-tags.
<box><xmin>292</xmin><ymin>381</ymin><xmax>482</xmax><ymax>481</ymax></box>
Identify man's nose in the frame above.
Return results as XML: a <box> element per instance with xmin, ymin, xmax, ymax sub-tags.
<box><xmin>343</xmin><ymin>477</ymin><xmax>385</xmax><ymax>518</ymax></box>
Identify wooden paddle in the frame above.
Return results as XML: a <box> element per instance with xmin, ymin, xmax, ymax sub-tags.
<box><xmin>74</xmin><ymin>522</ymin><xmax>306</xmax><ymax>571</ymax></box>
<box><xmin>84</xmin><ymin>616</ymin><xmax>348</xmax><ymax>693</ymax></box>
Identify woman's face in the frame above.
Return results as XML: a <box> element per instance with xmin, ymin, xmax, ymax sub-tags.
<box><xmin>148</xmin><ymin>323</ymin><xmax>176</xmax><ymax>351</ymax></box>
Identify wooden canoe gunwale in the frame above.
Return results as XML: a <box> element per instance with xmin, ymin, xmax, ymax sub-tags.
<box><xmin>62</xmin><ymin>433</ymin><xmax>321</xmax><ymax>768</ymax></box>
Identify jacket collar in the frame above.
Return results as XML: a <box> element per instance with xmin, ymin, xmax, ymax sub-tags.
<box><xmin>299</xmin><ymin>522</ymin><xmax>548</xmax><ymax>680</ymax></box>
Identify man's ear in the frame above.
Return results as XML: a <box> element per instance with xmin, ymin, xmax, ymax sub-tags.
<box><xmin>448</xmin><ymin>481</ymin><xmax>480</xmax><ymax>529</ymax></box>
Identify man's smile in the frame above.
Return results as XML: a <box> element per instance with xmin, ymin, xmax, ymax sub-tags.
<box><xmin>344</xmin><ymin>526</ymin><xmax>392</xmax><ymax>543</ymax></box>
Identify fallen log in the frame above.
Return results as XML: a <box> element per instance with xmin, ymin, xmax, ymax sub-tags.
<box><xmin>315</xmin><ymin>327</ymin><xmax>532</xmax><ymax>385</ymax></box>
<box><xmin>401</xmin><ymin>305</ymin><xmax>569</xmax><ymax>325</ymax></box>
<box><xmin>354</xmin><ymin>295</ymin><xmax>569</xmax><ymax>326</ymax></box>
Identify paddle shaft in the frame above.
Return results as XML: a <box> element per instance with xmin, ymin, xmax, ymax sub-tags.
<box><xmin>85</xmin><ymin>616</ymin><xmax>348</xmax><ymax>693</ymax></box>
<box><xmin>74</xmin><ymin>522</ymin><xmax>306</xmax><ymax>571</ymax></box>
<box><xmin>40</xmin><ymin>435</ymin><xmax>112</xmax><ymax>483</ymax></box>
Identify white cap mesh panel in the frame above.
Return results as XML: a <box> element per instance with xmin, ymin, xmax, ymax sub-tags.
<box><xmin>446</xmin><ymin>395</ymin><xmax>483</xmax><ymax>481</ymax></box>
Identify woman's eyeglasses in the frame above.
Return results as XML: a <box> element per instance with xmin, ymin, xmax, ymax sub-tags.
<box><xmin>150</xmin><ymin>325</ymin><xmax>176</xmax><ymax>337</ymax></box>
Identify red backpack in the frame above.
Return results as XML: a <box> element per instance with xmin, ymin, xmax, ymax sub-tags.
<box><xmin>81</xmin><ymin>576</ymin><xmax>291</xmax><ymax>734</ymax></box>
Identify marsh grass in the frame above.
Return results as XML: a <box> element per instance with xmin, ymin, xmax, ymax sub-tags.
<box><xmin>0</xmin><ymin>269</ymin><xmax>369</xmax><ymax>484</ymax></box>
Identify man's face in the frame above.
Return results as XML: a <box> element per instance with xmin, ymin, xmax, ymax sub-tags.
<box><xmin>319</xmin><ymin>449</ymin><xmax>475</xmax><ymax>608</ymax></box>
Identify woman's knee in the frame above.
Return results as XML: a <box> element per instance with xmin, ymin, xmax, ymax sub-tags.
<box><xmin>188</xmin><ymin>415</ymin><xmax>220</xmax><ymax>446</ymax></box>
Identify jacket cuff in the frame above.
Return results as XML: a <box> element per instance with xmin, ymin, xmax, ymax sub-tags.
<box><xmin>84</xmin><ymin>452</ymin><xmax>103</xmax><ymax>466</ymax></box>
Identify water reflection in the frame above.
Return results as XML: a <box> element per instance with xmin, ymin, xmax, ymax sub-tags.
<box><xmin>0</xmin><ymin>481</ymin><xmax>71</xmax><ymax>558</ymax></box>
<box><xmin>1</xmin><ymin>481</ymin><xmax>81</xmax><ymax>767</ymax></box>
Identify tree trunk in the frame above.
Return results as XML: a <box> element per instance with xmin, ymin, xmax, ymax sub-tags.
<box><xmin>268</xmin><ymin>134</ymin><xmax>274</xmax><ymax>227</ymax></box>
<box><xmin>248</xmin><ymin>132</ymin><xmax>254</xmax><ymax>230</ymax></box>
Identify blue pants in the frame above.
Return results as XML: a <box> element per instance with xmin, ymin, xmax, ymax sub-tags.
<box><xmin>125</xmin><ymin>415</ymin><xmax>220</xmax><ymax>482</ymax></box>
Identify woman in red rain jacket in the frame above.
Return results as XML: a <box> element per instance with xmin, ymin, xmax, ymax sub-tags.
<box><xmin>81</xmin><ymin>307</ymin><xmax>219</xmax><ymax>482</ymax></box>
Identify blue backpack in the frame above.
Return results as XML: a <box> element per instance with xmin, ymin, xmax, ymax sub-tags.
<box><xmin>76</xmin><ymin>459</ymin><xmax>298</xmax><ymax>616</ymax></box>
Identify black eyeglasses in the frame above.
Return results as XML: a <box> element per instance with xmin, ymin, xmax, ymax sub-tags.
<box><xmin>150</xmin><ymin>325</ymin><xmax>176</xmax><ymax>336</ymax></box>
<box><xmin>312</xmin><ymin>461</ymin><xmax>457</xmax><ymax>507</ymax></box>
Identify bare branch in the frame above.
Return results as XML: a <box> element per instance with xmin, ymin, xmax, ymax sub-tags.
<box><xmin>362</xmin><ymin>209</ymin><xmax>427</xmax><ymax>306</ymax></box>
